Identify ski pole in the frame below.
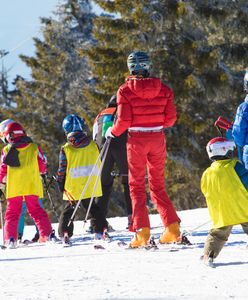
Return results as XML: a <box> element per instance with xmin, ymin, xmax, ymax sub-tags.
<box><xmin>183</xmin><ymin>219</ymin><xmax>212</xmax><ymax>236</ymax></box>
<box><xmin>83</xmin><ymin>138</ymin><xmax>111</xmax><ymax>226</ymax></box>
<box><xmin>68</xmin><ymin>138</ymin><xmax>111</xmax><ymax>227</ymax></box>
<box><xmin>0</xmin><ymin>191</ymin><xmax>6</xmax><ymax>249</ymax></box>
<box><xmin>42</xmin><ymin>175</ymin><xmax>60</xmax><ymax>222</ymax></box>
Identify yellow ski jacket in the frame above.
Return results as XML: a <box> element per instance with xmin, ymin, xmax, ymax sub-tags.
<box><xmin>201</xmin><ymin>159</ymin><xmax>248</xmax><ymax>228</ymax></box>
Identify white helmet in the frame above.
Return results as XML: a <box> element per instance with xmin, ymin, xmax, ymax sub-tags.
<box><xmin>206</xmin><ymin>137</ymin><xmax>236</xmax><ymax>160</ymax></box>
<box><xmin>0</xmin><ymin>119</ymin><xmax>14</xmax><ymax>143</ymax></box>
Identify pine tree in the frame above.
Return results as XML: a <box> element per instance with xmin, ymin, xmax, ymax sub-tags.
<box><xmin>0</xmin><ymin>50</ymin><xmax>13</xmax><ymax>108</ymax></box>
<box><xmin>13</xmin><ymin>0</ymin><xmax>95</xmax><ymax>220</ymax></box>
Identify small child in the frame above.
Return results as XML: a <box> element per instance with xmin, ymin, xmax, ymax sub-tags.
<box><xmin>56</xmin><ymin>114</ymin><xmax>108</xmax><ymax>245</ymax></box>
<box><xmin>201</xmin><ymin>137</ymin><xmax>248</xmax><ymax>266</ymax></box>
<box><xmin>232</xmin><ymin>70</ymin><xmax>248</xmax><ymax>169</ymax></box>
<box><xmin>0</xmin><ymin>118</ymin><xmax>42</xmax><ymax>243</ymax></box>
<box><xmin>0</xmin><ymin>122</ymin><xmax>53</xmax><ymax>248</ymax></box>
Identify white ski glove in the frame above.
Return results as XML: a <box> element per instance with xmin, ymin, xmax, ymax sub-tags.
<box><xmin>105</xmin><ymin>127</ymin><xmax>115</xmax><ymax>139</ymax></box>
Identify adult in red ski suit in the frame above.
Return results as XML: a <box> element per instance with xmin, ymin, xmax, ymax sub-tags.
<box><xmin>105</xmin><ymin>51</ymin><xmax>182</xmax><ymax>248</ymax></box>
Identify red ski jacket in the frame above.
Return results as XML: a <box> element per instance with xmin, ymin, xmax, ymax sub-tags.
<box><xmin>111</xmin><ymin>76</ymin><xmax>177</xmax><ymax>137</ymax></box>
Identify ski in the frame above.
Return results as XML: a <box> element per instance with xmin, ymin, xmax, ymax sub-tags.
<box><xmin>115</xmin><ymin>237</ymin><xmax>196</xmax><ymax>252</ymax></box>
<box><xmin>22</xmin><ymin>239</ymin><xmax>33</xmax><ymax>245</ymax></box>
<box><xmin>94</xmin><ymin>244</ymin><xmax>106</xmax><ymax>250</ymax></box>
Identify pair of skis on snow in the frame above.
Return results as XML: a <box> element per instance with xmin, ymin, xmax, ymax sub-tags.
<box><xmin>93</xmin><ymin>235</ymin><xmax>194</xmax><ymax>252</ymax></box>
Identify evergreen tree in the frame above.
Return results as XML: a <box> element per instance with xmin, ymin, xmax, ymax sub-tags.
<box><xmin>14</xmin><ymin>0</ymin><xmax>95</xmax><ymax>170</ymax></box>
<box><xmin>14</xmin><ymin>0</ymin><xmax>95</xmax><ymax>220</ymax></box>
<box><xmin>0</xmin><ymin>50</ymin><xmax>13</xmax><ymax>108</ymax></box>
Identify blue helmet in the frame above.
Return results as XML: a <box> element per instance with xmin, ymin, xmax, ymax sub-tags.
<box><xmin>62</xmin><ymin>114</ymin><xmax>86</xmax><ymax>135</ymax></box>
<box><xmin>127</xmin><ymin>51</ymin><xmax>151</xmax><ymax>76</ymax></box>
<box><xmin>244</xmin><ymin>70</ymin><xmax>248</xmax><ymax>93</ymax></box>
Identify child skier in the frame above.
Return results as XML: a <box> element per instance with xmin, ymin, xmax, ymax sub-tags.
<box><xmin>0</xmin><ymin>118</ymin><xmax>42</xmax><ymax>243</ymax></box>
<box><xmin>105</xmin><ymin>51</ymin><xmax>184</xmax><ymax>248</ymax></box>
<box><xmin>232</xmin><ymin>70</ymin><xmax>248</xmax><ymax>169</ymax></box>
<box><xmin>0</xmin><ymin>121</ymin><xmax>53</xmax><ymax>248</ymax></box>
<box><xmin>56</xmin><ymin>114</ymin><xmax>108</xmax><ymax>245</ymax></box>
<box><xmin>201</xmin><ymin>137</ymin><xmax>248</xmax><ymax>266</ymax></box>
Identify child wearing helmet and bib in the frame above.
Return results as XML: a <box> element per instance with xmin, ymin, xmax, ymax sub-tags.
<box><xmin>56</xmin><ymin>114</ymin><xmax>108</xmax><ymax>245</ymax></box>
<box><xmin>0</xmin><ymin>122</ymin><xmax>53</xmax><ymax>248</ymax></box>
<box><xmin>0</xmin><ymin>119</ymin><xmax>44</xmax><ymax>243</ymax></box>
<box><xmin>201</xmin><ymin>137</ymin><xmax>248</xmax><ymax>266</ymax></box>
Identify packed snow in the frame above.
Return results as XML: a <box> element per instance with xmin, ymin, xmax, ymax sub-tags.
<box><xmin>0</xmin><ymin>208</ymin><xmax>248</xmax><ymax>300</ymax></box>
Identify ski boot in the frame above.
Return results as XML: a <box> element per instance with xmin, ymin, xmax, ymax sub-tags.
<box><xmin>94</xmin><ymin>228</ymin><xmax>111</xmax><ymax>242</ymax></box>
<box><xmin>159</xmin><ymin>222</ymin><xmax>181</xmax><ymax>244</ymax></box>
<box><xmin>48</xmin><ymin>229</ymin><xmax>60</xmax><ymax>243</ymax></box>
<box><xmin>201</xmin><ymin>251</ymin><xmax>215</xmax><ymax>268</ymax></box>
<box><xmin>62</xmin><ymin>232</ymin><xmax>72</xmax><ymax>247</ymax></box>
<box><xmin>129</xmin><ymin>227</ymin><xmax>150</xmax><ymax>248</ymax></box>
<box><xmin>31</xmin><ymin>232</ymin><xmax>40</xmax><ymax>243</ymax></box>
<box><xmin>6</xmin><ymin>237</ymin><xmax>17</xmax><ymax>249</ymax></box>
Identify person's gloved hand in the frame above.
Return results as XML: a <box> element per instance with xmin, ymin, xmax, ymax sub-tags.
<box><xmin>105</xmin><ymin>127</ymin><xmax>115</xmax><ymax>139</ymax></box>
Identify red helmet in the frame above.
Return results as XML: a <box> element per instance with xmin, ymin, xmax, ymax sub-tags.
<box><xmin>3</xmin><ymin>122</ymin><xmax>26</xmax><ymax>143</ymax></box>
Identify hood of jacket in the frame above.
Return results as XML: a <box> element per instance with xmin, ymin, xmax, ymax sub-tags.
<box><xmin>126</xmin><ymin>76</ymin><xmax>162</xmax><ymax>99</ymax></box>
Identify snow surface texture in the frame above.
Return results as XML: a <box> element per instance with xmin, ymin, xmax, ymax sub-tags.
<box><xmin>0</xmin><ymin>208</ymin><xmax>247</xmax><ymax>300</ymax></box>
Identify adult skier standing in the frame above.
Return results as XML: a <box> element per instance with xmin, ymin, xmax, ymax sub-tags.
<box><xmin>92</xmin><ymin>95</ymin><xmax>132</xmax><ymax>230</ymax></box>
<box><xmin>232</xmin><ymin>70</ymin><xmax>248</xmax><ymax>169</ymax></box>
<box><xmin>105</xmin><ymin>51</ymin><xmax>182</xmax><ymax>248</ymax></box>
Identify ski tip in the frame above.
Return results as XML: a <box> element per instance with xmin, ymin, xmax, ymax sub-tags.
<box><xmin>94</xmin><ymin>244</ymin><xmax>106</xmax><ymax>250</ymax></box>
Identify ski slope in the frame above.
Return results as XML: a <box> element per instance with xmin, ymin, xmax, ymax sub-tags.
<box><xmin>0</xmin><ymin>208</ymin><xmax>247</xmax><ymax>300</ymax></box>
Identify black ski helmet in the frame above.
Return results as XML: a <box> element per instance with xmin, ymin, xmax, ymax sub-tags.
<box><xmin>127</xmin><ymin>51</ymin><xmax>151</xmax><ymax>76</ymax></box>
<box><xmin>107</xmin><ymin>95</ymin><xmax>117</xmax><ymax>108</ymax></box>
<box><xmin>244</xmin><ymin>70</ymin><xmax>248</xmax><ymax>93</ymax></box>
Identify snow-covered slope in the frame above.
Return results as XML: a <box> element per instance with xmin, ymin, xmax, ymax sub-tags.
<box><xmin>0</xmin><ymin>208</ymin><xmax>247</xmax><ymax>300</ymax></box>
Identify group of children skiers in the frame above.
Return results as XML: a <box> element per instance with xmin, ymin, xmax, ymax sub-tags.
<box><xmin>0</xmin><ymin>51</ymin><xmax>247</xmax><ymax>266</ymax></box>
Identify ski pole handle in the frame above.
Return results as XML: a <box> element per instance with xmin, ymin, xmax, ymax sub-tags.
<box><xmin>214</xmin><ymin>116</ymin><xmax>232</xmax><ymax>131</ymax></box>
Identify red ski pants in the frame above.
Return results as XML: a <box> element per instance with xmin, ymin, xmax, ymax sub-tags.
<box><xmin>127</xmin><ymin>131</ymin><xmax>181</xmax><ymax>231</ymax></box>
<box><xmin>4</xmin><ymin>195</ymin><xmax>52</xmax><ymax>241</ymax></box>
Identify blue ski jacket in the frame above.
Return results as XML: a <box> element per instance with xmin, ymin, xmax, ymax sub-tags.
<box><xmin>232</xmin><ymin>95</ymin><xmax>248</xmax><ymax>168</ymax></box>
